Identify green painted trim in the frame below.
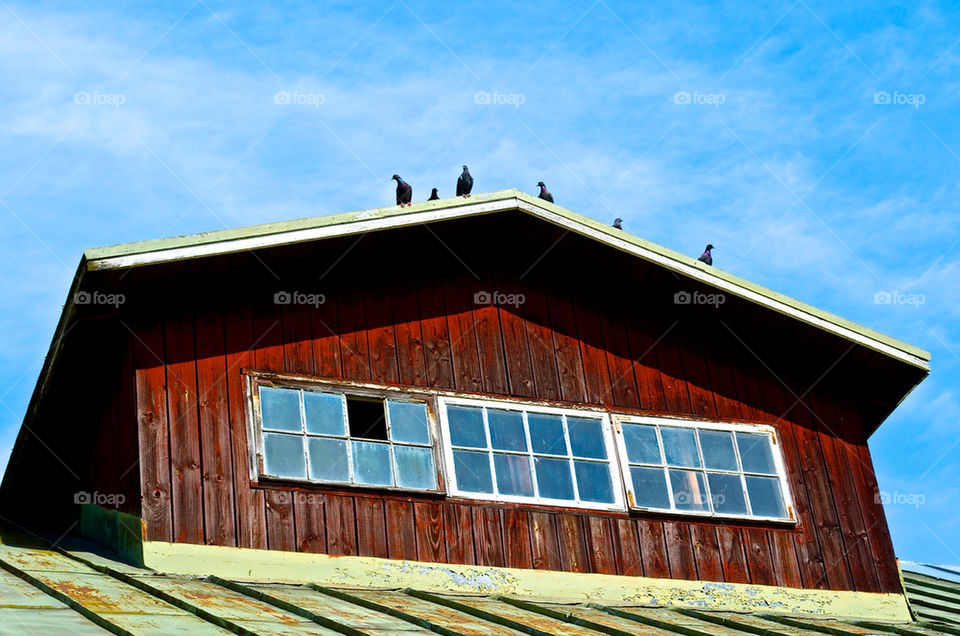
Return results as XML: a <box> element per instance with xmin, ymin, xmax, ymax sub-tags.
<box><xmin>77</xmin><ymin>504</ymin><xmax>144</xmax><ymax>567</ymax></box>
<box><xmin>140</xmin><ymin>540</ymin><xmax>914</xmax><ymax>622</ymax></box>
<box><xmin>309</xmin><ymin>584</ymin><xmax>464</xmax><ymax>636</ymax></box>
<box><xmin>405</xmin><ymin>588</ymin><xmax>552</xmax><ymax>636</ymax></box>
<box><xmin>496</xmin><ymin>597</ymin><xmax>639</xmax><ymax>636</ymax></box>
<box><xmin>208</xmin><ymin>576</ymin><xmax>368</xmax><ymax>636</ymax></box>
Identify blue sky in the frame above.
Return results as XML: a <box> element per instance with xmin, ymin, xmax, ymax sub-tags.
<box><xmin>0</xmin><ymin>1</ymin><xmax>957</xmax><ymax>563</ymax></box>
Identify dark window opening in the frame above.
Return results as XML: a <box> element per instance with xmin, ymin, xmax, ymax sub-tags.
<box><xmin>347</xmin><ymin>397</ymin><xmax>388</xmax><ymax>440</ymax></box>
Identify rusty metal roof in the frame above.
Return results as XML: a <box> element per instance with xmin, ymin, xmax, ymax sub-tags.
<box><xmin>1</xmin><ymin>523</ymin><xmax>958</xmax><ymax>636</ymax></box>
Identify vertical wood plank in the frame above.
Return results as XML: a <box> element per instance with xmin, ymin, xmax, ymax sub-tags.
<box><xmin>472</xmin><ymin>508</ymin><xmax>505</xmax><ymax>567</ymax></box>
<box><xmin>530</xmin><ymin>511</ymin><xmax>562</xmax><ymax>571</ymax></box>
<box><xmin>598</xmin><ymin>312</ymin><xmax>641</xmax><ymax>410</ymax></box>
<box><xmin>519</xmin><ymin>290</ymin><xmax>562</xmax><ymax>401</ymax></box>
<box><xmin>690</xmin><ymin>524</ymin><xmax>723</xmax><ymax>582</ymax></box>
<box><xmin>264</xmin><ymin>490</ymin><xmax>296</xmax><ymax>551</ymax></box>
<box><xmin>501</xmin><ymin>509</ymin><xmax>533</xmax><ymax>569</ymax></box>
<box><xmin>281</xmin><ymin>303</ymin><xmax>315</xmax><ymax>376</ymax></box>
<box><xmin>770</xmin><ymin>530</ymin><xmax>804</xmax><ymax>588</ymax></box>
<box><xmin>418</xmin><ymin>281</ymin><xmax>454</xmax><ymax>389</ymax></box>
<box><xmin>444</xmin><ymin>279</ymin><xmax>484</xmax><ymax>394</ymax></box>
<box><xmin>293</xmin><ymin>492</ymin><xmax>326</xmax><ymax>553</ymax></box>
<box><xmin>443</xmin><ymin>504</ymin><xmax>476</xmax><ymax>565</ymax></box>
<box><xmin>556</xmin><ymin>514</ymin><xmax>590</xmax><ymax>573</ymax></box>
<box><xmin>365</xmin><ymin>287</ymin><xmax>400</xmax><ymax>385</ymax></box>
<box><xmin>133</xmin><ymin>318</ymin><xmax>172</xmax><ymax>542</ymax></box>
<box><xmin>194</xmin><ymin>308</ymin><xmax>236</xmax><ymax>546</ymax></box>
<box><xmin>663</xmin><ymin>522</ymin><xmax>697</xmax><ymax>580</ymax></box>
<box><xmin>308</xmin><ymin>292</ymin><xmax>342</xmax><ymax>379</ymax></box>
<box><xmin>385</xmin><ymin>500</ymin><xmax>418</xmax><ymax>561</ymax></box>
<box><xmin>584</xmin><ymin>516</ymin><xmax>617</xmax><ymax>575</ymax></box>
<box><xmin>337</xmin><ymin>290</ymin><xmax>370</xmax><ymax>382</ymax></box>
<box><xmin>573</xmin><ymin>302</ymin><xmax>614</xmax><ymax>407</ymax></box>
<box><xmin>717</xmin><ymin>526</ymin><xmax>750</xmax><ymax>584</ymax></box>
<box><xmin>637</xmin><ymin>520</ymin><xmax>670</xmax><ymax>578</ymax></box>
<box><xmin>325</xmin><ymin>494</ymin><xmax>357</xmax><ymax>556</ymax></box>
<box><xmin>356</xmin><ymin>497</ymin><xmax>388</xmax><ymax>558</ymax></box>
<box><xmin>413</xmin><ymin>502</ymin><xmax>445</xmax><ymax>563</ymax></box>
<box><xmin>546</xmin><ymin>292</ymin><xmax>588</xmax><ymax>403</ymax></box>
<box><xmin>743</xmin><ymin>528</ymin><xmax>776</xmax><ymax>586</ymax></box>
<box><xmin>612</xmin><ymin>519</ymin><xmax>643</xmax><ymax>577</ymax></box>
<box><xmin>392</xmin><ymin>283</ymin><xmax>427</xmax><ymax>387</ymax></box>
<box><xmin>164</xmin><ymin>313</ymin><xmax>204</xmax><ymax>544</ymax></box>
<box><xmin>224</xmin><ymin>306</ymin><xmax>267</xmax><ymax>549</ymax></box>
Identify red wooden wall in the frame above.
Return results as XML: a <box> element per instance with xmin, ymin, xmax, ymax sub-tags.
<box><xmin>116</xmin><ymin>212</ymin><xmax>905</xmax><ymax>595</ymax></box>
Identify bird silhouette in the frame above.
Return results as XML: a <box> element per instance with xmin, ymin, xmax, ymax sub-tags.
<box><xmin>537</xmin><ymin>181</ymin><xmax>554</xmax><ymax>203</ymax></box>
<box><xmin>392</xmin><ymin>175</ymin><xmax>412</xmax><ymax>206</ymax></box>
<box><xmin>428</xmin><ymin>188</ymin><xmax>439</xmax><ymax>200</ymax></box>
<box><xmin>698</xmin><ymin>244</ymin><xmax>714</xmax><ymax>266</ymax></box>
<box><xmin>457</xmin><ymin>166</ymin><xmax>473</xmax><ymax>197</ymax></box>
<box><xmin>613</xmin><ymin>218</ymin><xmax>623</xmax><ymax>230</ymax></box>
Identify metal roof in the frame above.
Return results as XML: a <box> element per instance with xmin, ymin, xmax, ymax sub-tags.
<box><xmin>79</xmin><ymin>189</ymin><xmax>928</xmax><ymax>370</ymax></box>
<box><xmin>1</xmin><ymin>523</ymin><xmax>958</xmax><ymax>636</ymax></box>
<box><xmin>901</xmin><ymin>562</ymin><xmax>960</xmax><ymax>628</ymax></box>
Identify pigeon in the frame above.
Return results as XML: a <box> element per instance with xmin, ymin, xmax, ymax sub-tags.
<box><xmin>392</xmin><ymin>175</ymin><xmax>412</xmax><ymax>206</ymax></box>
<box><xmin>613</xmin><ymin>218</ymin><xmax>623</xmax><ymax>230</ymax></box>
<box><xmin>537</xmin><ymin>181</ymin><xmax>554</xmax><ymax>203</ymax></box>
<box><xmin>428</xmin><ymin>188</ymin><xmax>439</xmax><ymax>200</ymax></box>
<box><xmin>456</xmin><ymin>165</ymin><xmax>473</xmax><ymax>197</ymax></box>
<box><xmin>698</xmin><ymin>244</ymin><xmax>714</xmax><ymax>266</ymax></box>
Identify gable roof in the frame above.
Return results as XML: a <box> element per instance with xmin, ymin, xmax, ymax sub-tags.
<box><xmin>81</xmin><ymin>188</ymin><xmax>929</xmax><ymax>371</ymax></box>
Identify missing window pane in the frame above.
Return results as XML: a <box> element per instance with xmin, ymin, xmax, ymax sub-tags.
<box><xmin>347</xmin><ymin>397</ymin><xmax>387</xmax><ymax>440</ymax></box>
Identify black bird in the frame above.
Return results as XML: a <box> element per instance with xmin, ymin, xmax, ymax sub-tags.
<box><xmin>537</xmin><ymin>181</ymin><xmax>554</xmax><ymax>203</ymax></box>
<box><xmin>457</xmin><ymin>165</ymin><xmax>473</xmax><ymax>197</ymax></box>
<box><xmin>392</xmin><ymin>175</ymin><xmax>412</xmax><ymax>206</ymax></box>
<box><xmin>698</xmin><ymin>244</ymin><xmax>714</xmax><ymax>266</ymax></box>
<box><xmin>428</xmin><ymin>188</ymin><xmax>439</xmax><ymax>200</ymax></box>
<box><xmin>613</xmin><ymin>218</ymin><xmax>623</xmax><ymax>230</ymax></box>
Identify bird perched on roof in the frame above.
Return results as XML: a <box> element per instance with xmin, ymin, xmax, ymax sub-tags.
<box><xmin>392</xmin><ymin>175</ymin><xmax>412</xmax><ymax>206</ymax></box>
<box><xmin>537</xmin><ymin>181</ymin><xmax>554</xmax><ymax>203</ymax></box>
<box><xmin>428</xmin><ymin>188</ymin><xmax>439</xmax><ymax>201</ymax></box>
<box><xmin>613</xmin><ymin>218</ymin><xmax>623</xmax><ymax>230</ymax></box>
<box><xmin>457</xmin><ymin>166</ymin><xmax>473</xmax><ymax>197</ymax></box>
<box><xmin>698</xmin><ymin>244</ymin><xmax>714</xmax><ymax>266</ymax></box>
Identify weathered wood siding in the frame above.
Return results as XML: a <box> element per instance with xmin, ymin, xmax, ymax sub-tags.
<box><xmin>120</xmin><ymin>212</ymin><xmax>904</xmax><ymax>594</ymax></box>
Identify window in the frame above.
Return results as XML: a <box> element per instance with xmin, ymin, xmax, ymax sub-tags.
<box><xmin>614</xmin><ymin>416</ymin><xmax>793</xmax><ymax>521</ymax></box>
<box><xmin>438</xmin><ymin>397</ymin><xmax>624</xmax><ymax>511</ymax></box>
<box><xmin>255</xmin><ymin>384</ymin><xmax>439</xmax><ymax>492</ymax></box>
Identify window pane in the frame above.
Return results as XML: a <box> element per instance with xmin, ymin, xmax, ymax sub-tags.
<box><xmin>388</xmin><ymin>401</ymin><xmax>430</xmax><ymax>444</ymax></box>
<box><xmin>352</xmin><ymin>441</ymin><xmax>393</xmax><ymax>486</ymax></box>
<box><xmin>528</xmin><ymin>414</ymin><xmax>567</xmax><ymax>455</ymax></box>
<box><xmin>534</xmin><ymin>457</ymin><xmax>574</xmax><ymax>501</ymax></box>
<box><xmin>567</xmin><ymin>417</ymin><xmax>607</xmax><ymax>459</ymax></box>
<box><xmin>260</xmin><ymin>386</ymin><xmax>302</xmax><ymax>432</ymax></box>
<box><xmin>488</xmin><ymin>409</ymin><xmax>527</xmax><ymax>452</ymax></box>
<box><xmin>307</xmin><ymin>438</ymin><xmax>348</xmax><ymax>481</ymax></box>
<box><xmin>661</xmin><ymin>427</ymin><xmax>701</xmax><ymax>467</ymax></box>
<box><xmin>707</xmin><ymin>472</ymin><xmax>748</xmax><ymax>515</ymax></box>
<box><xmin>394</xmin><ymin>445</ymin><xmax>437</xmax><ymax>490</ymax></box>
<box><xmin>622</xmin><ymin>424</ymin><xmax>661</xmax><ymax>464</ymax></box>
<box><xmin>699</xmin><ymin>430</ymin><xmax>737</xmax><ymax>471</ymax></box>
<box><xmin>347</xmin><ymin>398</ymin><xmax>387</xmax><ymax>440</ymax></box>
<box><xmin>669</xmin><ymin>469</ymin><xmax>709</xmax><ymax>512</ymax></box>
<box><xmin>574</xmin><ymin>461</ymin><xmax>614</xmax><ymax>503</ymax></box>
<box><xmin>263</xmin><ymin>433</ymin><xmax>305</xmax><ymax>478</ymax></box>
<box><xmin>737</xmin><ymin>432</ymin><xmax>776</xmax><ymax>474</ymax></box>
<box><xmin>453</xmin><ymin>450</ymin><xmax>493</xmax><ymax>493</ymax></box>
<box><xmin>447</xmin><ymin>406</ymin><xmax>487</xmax><ymax>448</ymax></box>
<box><xmin>494</xmin><ymin>453</ymin><xmax>534</xmax><ymax>497</ymax></box>
<box><xmin>303</xmin><ymin>392</ymin><xmax>344</xmax><ymax>436</ymax></box>
<box><xmin>630</xmin><ymin>466</ymin><xmax>670</xmax><ymax>509</ymax></box>
<box><xmin>745</xmin><ymin>476</ymin><xmax>786</xmax><ymax>518</ymax></box>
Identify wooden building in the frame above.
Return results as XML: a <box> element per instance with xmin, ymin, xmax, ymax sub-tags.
<box><xmin>0</xmin><ymin>189</ymin><xmax>930</xmax><ymax>615</ymax></box>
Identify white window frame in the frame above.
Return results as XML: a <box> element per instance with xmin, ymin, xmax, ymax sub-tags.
<box><xmin>437</xmin><ymin>395</ymin><xmax>626</xmax><ymax>512</ymax></box>
<box><xmin>247</xmin><ymin>376</ymin><xmax>445</xmax><ymax>494</ymax></box>
<box><xmin>612</xmin><ymin>415</ymin><xmax>796</xmax><ymax>523</ymax></box>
